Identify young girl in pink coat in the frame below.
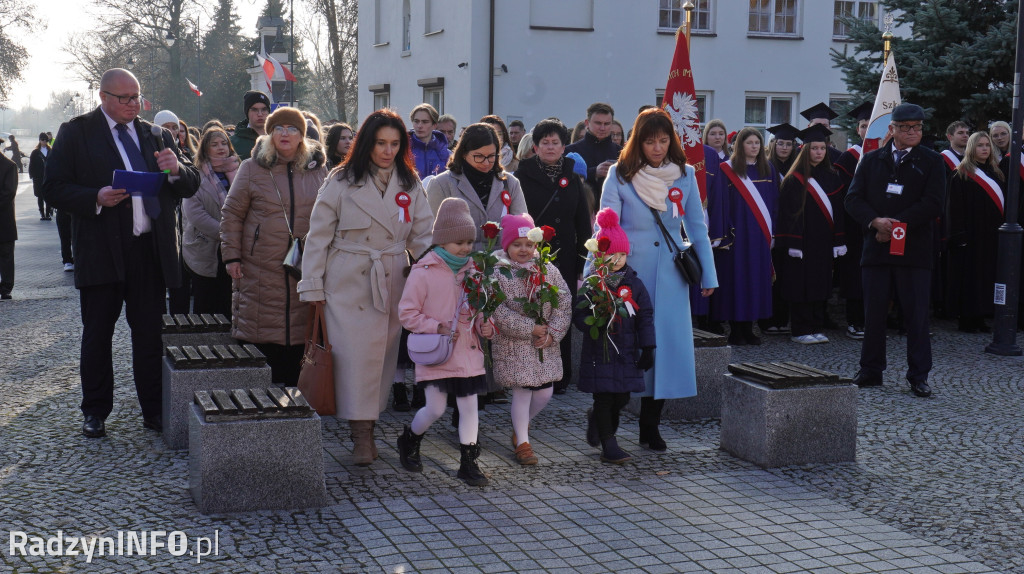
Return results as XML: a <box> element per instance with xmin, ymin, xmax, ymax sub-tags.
<box><xmin>397</xmin><ymin>197</ymin><xmax>495</xmax><ymax>486</ymax></box>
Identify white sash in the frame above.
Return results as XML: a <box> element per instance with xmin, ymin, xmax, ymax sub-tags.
<box><xmin>721</xmin><ymin>160</ymin><xmax>773</xmax><ymax>244</ymax></box>
<box><xmin>807</xmin><ymin>177</ymin><xmax>834</xmax><ymax>225</ymax></box>
<box><xmin>847</xmin><ymin>144</ymin><xmax>862</xmax><ymax>160</ymax></box>
<box><xmin>941</xmin><ymin>149</ymin><xmax>960</xmax><ymax>171</ymax></box>
<box><xmin>968</xmin><ymin>168</ymin><xmax>1005</xmax><ymax>214</ymax></box>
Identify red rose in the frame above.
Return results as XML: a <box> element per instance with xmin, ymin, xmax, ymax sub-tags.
<box><xmin>481</xmin><ymin>222</ymin><xmax>500</xmax><ymax>239</ymax></box>
<box><xmin>541</xmin><ymin>225</ymin><xmax>556</xmax><ymax>242</ymax></box>
<box><xmin>597</xmin><ymin>237</ymin><xmax>611</xmax><ymax>252</ymax></box>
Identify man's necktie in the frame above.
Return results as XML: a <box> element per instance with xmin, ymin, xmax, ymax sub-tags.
<box><xmin>893</xmin><ymin>149</ymin><xmax>907</xmax><ymax>166</ymax></box>
<box><xmin>115</xmin><ymin>123</ymin><xmax>161</xmax><ymax>218</ymax></box>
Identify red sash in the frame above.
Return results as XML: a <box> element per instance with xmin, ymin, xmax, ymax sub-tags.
<box><xmin>846</xmin><ymin>145</ymin><xmax>861</xmax><ymax>161</ymax></box>
<box><xmin>721</xmin><ymin>161</ymin><xmax>772</xmax><ymax>246</ymax></box>
<box><xmin>967</xmin><ymin>169</ymin><xmax>1005</xmax><ymax>215</ymax></box>
<box><xmin>941</xmin><ymin>150</ymin><xmax>960</xmax><ymax>171</ymax></box>
<box><xmin>1018</xmin><ymin>153</ymin><xmax>1024</xmax><ymax>181</ymax></box>
<box><xmin>793</xmin><ymin>173</ymin><xmax>833</xmax><ymax>228</ymax></box>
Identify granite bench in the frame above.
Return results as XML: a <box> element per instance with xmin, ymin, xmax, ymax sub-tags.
<box><xmin>162</xmin><ymin>314</ymin><xmax>236</xmax><ymax>350</ymax></box>
<box><xmin>161</xmin><ymin>343</ymin><xmax>272</xmax><ymax>450</ymax></box>
<box><xmin>189</xmin><ymin>387</ymin><xmax>326</xmax><ymax>514</ymax></box>
<box><xmin>720</xmin><ymin>361</ymin><xmax>857</xmax><ymax>468</ymax></box>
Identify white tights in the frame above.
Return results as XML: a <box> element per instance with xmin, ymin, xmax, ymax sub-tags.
<box><xmin>510</xmin><ymin>386</ymin><xmax>553</xmax><ymax>446</ymax></box>
<box><xmin>410</xmin><ymin>384</ymin><xmax>479</xmax><ymax>444</ymax></box>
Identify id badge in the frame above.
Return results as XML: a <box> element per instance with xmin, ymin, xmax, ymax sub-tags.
<box><xmin>886</xmin><ymin>183</ymin><xmax>904</xmax><ymax>195</ymax></box>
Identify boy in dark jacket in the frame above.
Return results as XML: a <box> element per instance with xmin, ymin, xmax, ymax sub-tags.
<box><xmin>573</xmin><ymin>208</ymin><xmax>655</xmax><ymax>464</ymax></box>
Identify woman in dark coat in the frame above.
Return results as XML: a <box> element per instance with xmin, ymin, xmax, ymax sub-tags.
<box><xmin>775</xmin><ymin>125</ymin><xmax>846</xmax><ymax>344</ymax></box>
<box><xmin>514</xmin><ymin>118</ymin><xmax>593</xmax><ymax>393</ymax></box>
<box><xmin>28</xmin><ymin>133</ymin><xmax>52</xmax><ymax>220</ymax></box>
<box><xmin>946</xmin><ymin>131</ymin><xmax>1005</xmax><ymax>332</ymax></box>
<box><xmin>4</xmin><ymin>135</ymin><xmax>24</xmax><ymax>173</ymax></box>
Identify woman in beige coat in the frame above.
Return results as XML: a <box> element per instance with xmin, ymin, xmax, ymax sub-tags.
<box><xmin>221</xmin><ymin>107</ymin><xmax>328</xmax><ymax>385</ymax></box>
<box><xmin>298</xmin><ymin>110</ymin><xmax>433</xmax><ymax>466</ymax></box>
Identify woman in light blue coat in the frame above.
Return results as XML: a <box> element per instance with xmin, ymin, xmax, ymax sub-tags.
<box><xmin>599</xmin><ymin>108</ymin><xmax>718</xmax><ymax>452</ymax></box>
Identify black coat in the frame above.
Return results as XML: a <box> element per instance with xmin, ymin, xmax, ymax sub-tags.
<box><xmin>0</xmin><ymin>154</ymin><xmax>17</xmax><ymax>242</ymax></box>
<box><xmin>43</xmin><ymin>107</ymin><xmax>201</xmax><ymax>288</ymax></box>
<box><xmin>944</xmin><ymin>166</ymin><xmax>1004</xmax><ymax>317</ymax></box>
<box><xmin>29</xmin><ymin>148</ymin><xmax>47</xmax><ymax>196</ymax></box>
<box><xmin>834</xmin><ymin>148</ymin><xmax>864</xmax><ymax>299</ymax></box>
<box><xmin>514</xmin><ymin>156</ymin><xmax>593</xmax><ymax>291</ymax></box>
<box><xmin>565</xmin><ymin>131</ymin><xmax>621</xmax><ymax>200</ymax></box>
<box><xmin>844</xmin><ymin>144</ymin><xmax>947</xmax><ymax>269</ymax></box>
<box><xmin>776</xmin><ymin>166</ymin><xmax>845</xmax><ymax>302</ymax></box>
<box><xmin>573</xmin><ymin>266</ymin><xmax>656</xmax><ymax>394</ymax></box>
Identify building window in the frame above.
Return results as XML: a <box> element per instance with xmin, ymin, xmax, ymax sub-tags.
<box><xmin>833</xmin><ymin>1</ymin><xmax>877</xmax><ymax>37</ymax></box>
<box><xmin>402</xmin><ymin>0</ymin><xmax>412</xmax><ymax>52</ymax></box>
<box><xmin>659</xmin><ymin>0</ymin><xmax>712</xmax><ymax>33</ymax></box>
<box><xmin>419</xmin><ymin>77</ymin><xmax>445</xmax><ymax>115</ymax></box>
<box><xmin>749</xmin><ymin>0</ymin><xmax>798</xmax><ymax>36</ymax></box>
<box><xmin>656</xmin><ymin>89</ymin><xmax>710</xmax><ymax>130</ymax></box>
<box><xmin>370</xmin><ymin>84</ymin><xmax>390</xmax><ymax>111</ymax></box>
<box><xmin>828</xmin><ymin>97</ymin><xmax>851</xmax><ymax>127</ymax></box>
<box><xmin>373</xmin><ymin>0</ymin><xmax>385</xmax><ymax>44</ymax></box>
<box><xmin>745</xmin><ymin>93</ymin><xmax>795</xmax><ymax>137</ymax></box>
<box><xmin>529</xmin><ymin>0</ymin><xmax>595</xmax><ymax>31</ymax></box>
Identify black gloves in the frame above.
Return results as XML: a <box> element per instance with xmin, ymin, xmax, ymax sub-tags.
<box><xmin>635</xmin><ymin>347</ymin><xmax>655</xmax><ymax>371</ymax></box>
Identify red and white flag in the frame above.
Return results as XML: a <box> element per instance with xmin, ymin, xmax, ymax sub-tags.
<box><xmin>186</xmin><ymin>78</ymin><xmax>202</xmax><ymax>97</ymax></box>
<box><xmin>256</xmin><ymin>52</ymin><xmax>297</xmax><ymax>87</ymax></box>
<box><xmin>863</xmin><ymin>51</ymin><xmax>901</xmax><ymax>155</ymax></box>
<box><xmin>140</xmin><ymin>96</ymin><xmax>153</xmax><ymax>111</ymax></box>
<box><xmin>661</xmin><ymin>31</ymin><xmax>707</xmax><ymax>207</ymax></box>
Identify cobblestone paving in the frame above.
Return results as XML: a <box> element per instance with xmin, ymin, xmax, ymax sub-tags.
<box><xmin>0</xmin><ymin>177</ymin><xmax>1018</xmax><ymax>573</ymax></box>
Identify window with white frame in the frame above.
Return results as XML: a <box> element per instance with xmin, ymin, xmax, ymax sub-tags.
<box><xmin>402</xmin><ymin>0</ymin><xmax>412</xmax><ymax>52</ymax></box>
<box><xmin>655</xmin><ymin>89</ymin><xmax>710</xmax><ymax>129</ymax></box>
<box><xmin>424</xmin><ymin>0</ymin><xmax>443</xmax><ymax>34</ymax></box>
<box><xmin>833</xmin><ymin>1</ymin><xmax>877</xmax><ymax>37</ymax></box>
<box><xmin>419</xmin><ymin>78</ymin><xmax>445</xmax><ymax>114</ymax></box>
<box><xmin>745</xmin><ymin>93</ymin><xmax>795</xmax><ymax>136</ymax></box>
<box><xmin>374</xmin><ymin>0</ymin><xmax>385</xmax><ymax>44</ymax></box>
<box><xmin>658</xmin><ymin>0</ymin><xmax>712</xmax><ymax>33</ymax></box>
<box><xmin>748</xmin><ymin>0</ymin><xmax>798</xmax><ymax>36</ymax></box>
<box><xmin>370</xmin><ymin>84</ymin><xmax>390</xmax><ymax>111</ymax></box>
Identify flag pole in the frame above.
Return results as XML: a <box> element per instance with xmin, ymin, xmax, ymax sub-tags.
<box><xmin>683</xmin><ymin>1</ymin><xmax>694</xmax><ymax>48</ymax></box>
<box><xmin>985</xmin><ymin>0</ymin><xmax>1024</xmax><ymax>356</ymax></box>
<box><xmin>882</xmin><ymin>29</ymin><xmax>892</xmax><ymax>64</ymax></box>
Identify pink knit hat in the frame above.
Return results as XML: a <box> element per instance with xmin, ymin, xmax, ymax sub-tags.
<box><xmin>500</xmin><ymin>213</ymin><xmax>536</xmax><ymax>251</ymax></box>
<box><xmin>595</xmin><ymin>208</ymin><xmax>630</xmax><ymax>254</ymax></box>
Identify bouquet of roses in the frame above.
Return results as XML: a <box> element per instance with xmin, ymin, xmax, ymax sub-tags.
<box><xmin>462</xmin><ymin>222</ymin><xmax>508</xmax><ymax>367</ymax></box>
<box><xmin>513</xmin><ymin>225</ymin><xmax>560</xmax><ymax>362</ymax></box>
<box><xmin>577</xmin><ymin>237</ymin><xmax>634</xmax><ymax>362</ymax></box>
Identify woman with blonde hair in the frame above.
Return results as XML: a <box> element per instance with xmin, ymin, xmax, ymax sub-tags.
<box><xmin>989</xmin><ymin>121</ymin><xmax>1011</xmax><ymax>157</ymax></box>
<box><xmin>220</xmin><ymin>107</ymin><xmax>328</xmax><ymax>385</ymax></box>
<box><xmin>703</xmin><ymin>119</ymin><xmax>730</xmax><ymax>160</ymax></box>
<box><xmin>946</xmin><ymin>131</ymin><xmax>1005</xmax><ymax>332</ymax></box>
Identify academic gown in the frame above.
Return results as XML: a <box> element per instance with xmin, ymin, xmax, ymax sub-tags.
<box><xmin>688</xmin><ymin>144</ymin><xmax>725</xmax><ymax>316</ymax></box>
<box><xmin>711</xmin><ymin>161</ymin><xmax>779</xmax><ymax>322</ymax></box>
<box><xmin>944</xmin><ymin>165</ymin><xmax>1004</xmax><ymax>319</ymax></box>
<box><xmin>775</xmin><ymin>165</ymin><xmax>845</xmax><ymax>303</ymax></box>
<box><xmin>835</xmin><ymin>146</ymin><xmax>864</xmax><ymax>300</ymax></box>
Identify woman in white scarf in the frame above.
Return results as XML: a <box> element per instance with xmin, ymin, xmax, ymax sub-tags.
<box><xmin>596</xmin><ymin>108</ymin><xmax>718</xmax><ymax>454</ymax></box>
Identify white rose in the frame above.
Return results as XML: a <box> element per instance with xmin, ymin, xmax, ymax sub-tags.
<box><xmin>526</xmin><ymin>227</ymin><xmax>545</xmax><ymax>243</ymax></box>
<box><xmin>584</xmin><ymin>238</ymin><xmax>599</xmax><ymax>253</ymax></box>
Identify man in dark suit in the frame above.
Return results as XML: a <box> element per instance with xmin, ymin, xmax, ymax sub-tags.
<box><xmin>0</xmin><ymin>143</ymin><xmax>17</xmax><ymax>300</ymax></box>
<box><xmin>845</xmin><ymin>103</ymin><xmax>947</xmax><ymax>398</ymax></box>
<box><xmin>44</xmin><ymin>68</ymin><xmax>200</xmax><ymax>437</ymax></box>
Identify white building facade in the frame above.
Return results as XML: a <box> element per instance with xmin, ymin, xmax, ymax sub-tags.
<box><xmin>358</xmin><ymin>0</ymin><xmax>885</xmax><ymax>147</ymax></box>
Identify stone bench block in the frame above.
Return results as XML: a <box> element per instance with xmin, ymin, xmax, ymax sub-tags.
<box><xmin>719</xmin><ymin>373</ymin><xmax>857</xmax><ymax>468</ymax></box>
<box><xmin>189</xmin><ymin>399</ymin><xmax>326</xmax><ymax>514</ymax></box>
<box><xmin>162</xmin><ymin>356</ymin><xmax>272</xmax><ymax>450</ymax></box>
<box><xmin>162</xmin><ymin>332</ymin><xmax>237</xmax><ymax>350</ymax></box>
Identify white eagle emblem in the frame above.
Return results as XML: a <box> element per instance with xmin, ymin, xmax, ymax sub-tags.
<box><xmin>665</xmin><ymin>91</ymin><xmax>701</xmax><ymax>148</ymax></box>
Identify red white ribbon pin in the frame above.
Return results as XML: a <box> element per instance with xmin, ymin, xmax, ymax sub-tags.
<box><xmin>668</xmin><ymin>187</ymin><xmax>685</xmax><ymax>218</ymax></box>
<box><xmin>396</xmin><ymin>192</ymin><xmax>411</xmax><ymax>222</ymax></box>
<box><xmin>558</xmin><ymin>177</ymin><xmax>569</xmax><ymax>188</ymax></box>
<box><xmin>618</xmin><ymin>285</ymin><xmax>638</xmax><ymax>317</ymax></box>
<box><xmin>500</xmin><ymin>189</ymin><xmax>512</xmax><ymax>217</ymax></box>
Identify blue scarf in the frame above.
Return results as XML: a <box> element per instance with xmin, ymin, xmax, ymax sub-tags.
<box><xmin>433</xmin><ymin>246</ymin><xmax>469</xmax><ymax>274</ymax></box>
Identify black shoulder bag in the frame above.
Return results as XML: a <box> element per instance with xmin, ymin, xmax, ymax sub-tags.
<box><xmin>649</xmin><ymin>207</ymin><xmax>702</xmax><ymax>285</ymax></box>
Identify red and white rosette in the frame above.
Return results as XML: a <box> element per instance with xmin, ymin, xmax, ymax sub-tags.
<box><xmin>396</xmin><ymin>192</ymin><xmax>411</xmax><ymax>222</ymax></box>
<box><xmin>617</xmin><ymin>285</ymin><xmax>638</xmax><ymax>317</ymax></box>
<box><xmin>668</xmin><ymin>187</ymin><xmax>685</xmax><ymax>218</ymax></box>
<box><xmin>558</xmin><ymin>177</ymin><xmax>569</xmax><ymax>188</ymax></box>
<box><xmin>500</xmin><ymin>188</ymin><xmax>512</xmax><ymax>217</ymax></box>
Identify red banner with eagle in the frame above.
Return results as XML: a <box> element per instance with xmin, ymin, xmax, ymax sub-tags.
<box><xmin>661</xmin><ymin>32</ymin><xmax>706</xmax><ymax>206</ymax></box>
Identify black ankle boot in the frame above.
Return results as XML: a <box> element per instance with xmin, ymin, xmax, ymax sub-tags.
<box><xmin>600</xmin><ymin>436</ymin><xmax>632</xmax><ymax>464</ymax></box>
<box><xmin>457</xmin><ymin>443</ymin><xmax>488</xmax><ymax>486</ymax></box>
<box><xmin>397</xmin><ymin>425</ymin><xmax>424</xmax><ymax>472</ymax></box>
<box><xmin>639</xmin><ymin>397</ymin><xmax>667</xmax><ymax>452</ymax></box>
<box><xmin>742</xmin><ymin>321</ymin><xmax>762</xmax><ymax>345</ymax></box>
<box><xmin>392</xmin><ymin>383</ymin><xmax>410</xmax><ymax>412</ymax></box>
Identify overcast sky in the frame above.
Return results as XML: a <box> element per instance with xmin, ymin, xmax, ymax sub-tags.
<box><xmin>8</xmin><ymin>0</ymin><xmax>268</xmax><ymax>110</ymax></box>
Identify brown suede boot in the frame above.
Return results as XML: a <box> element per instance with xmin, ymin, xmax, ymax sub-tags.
<box><xmin>349</xmin><ymin>420</ymin><xmax>375</xmax><ymax>466</ymax></box>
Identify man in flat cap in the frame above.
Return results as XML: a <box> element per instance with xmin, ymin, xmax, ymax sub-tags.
<box><xmin>845</xmin><ymin>103</ymin><xmax>946</xmax><ymax>398</ymax></box>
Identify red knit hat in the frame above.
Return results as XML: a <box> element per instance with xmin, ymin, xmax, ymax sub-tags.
<box><xmin>595</xmin><ymin>208</ymin><xmax>630</xmax><ymax>254</ymax></box>
<box><xmin>500</xmin><ymin>213</ymin><xmax>535</xmax><ymax>252</ymax></box>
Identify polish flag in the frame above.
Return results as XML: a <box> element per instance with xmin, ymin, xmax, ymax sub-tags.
<box><xmin>186</xmin><ymin>78</ymin><xmax>202</xmax><ymax>97</ymax></box>
<box><xmin>140</xmin><ymin>96</ymin><xmax>153</xmax><ymax>111</ymax></box>
<box><xmin>256</xmin><ymin>52</ymin><xmax>297</xmax><ymax>85</ymax></box>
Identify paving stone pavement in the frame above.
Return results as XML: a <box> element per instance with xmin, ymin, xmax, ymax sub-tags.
<box><xmin>1</xmin><ymin>176</ymin><xmax>1020</xmax><ymax>573</ymax></box>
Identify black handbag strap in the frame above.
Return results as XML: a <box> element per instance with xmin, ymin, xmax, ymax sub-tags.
<box><xmin>649</xmin><ymin>207</ymin><xmax>683</xmax><ymax>254</ymax></box>
<box><xmin>536</xmin><ymin>185</ymin><xmax>560</xmax><ymax>222</ymax></box>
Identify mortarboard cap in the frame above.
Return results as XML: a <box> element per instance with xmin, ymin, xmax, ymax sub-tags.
<box><xmin>800</xmin><ymin>102</ymin><xmax>839</xmax><ymax>122</ymax></box>
<box><xmin>766</xmin><ymin>123</ymin><xmax>800</xmax><ymax>141</ymax></box>
<box><xmin>799</xmin><ymin>124</ymin><xmax>833</xmax><ymax>143</ymax></box>
<box><xmin>846</xmin><ymin>101</ymin><xmax>873</xmax><ymax>122</ymax></box>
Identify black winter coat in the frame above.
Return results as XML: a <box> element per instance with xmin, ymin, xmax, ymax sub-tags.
<box><xmin>844</xmin><ymin>145</ymin><xmax>947</xmax><ymax>269</ymax></box>
<box><xmin>29</xmin><ymin>148</ymin><xmax>47</xmax><ymax>196</ymax></box>
<box><xmin>834</xmin><ymin>147</ymin><xmax>865</xmax><ymax>299</ymax></box>
<box><xmin>515</xmin><ymin>156</ymin><xmax>593</xmax><ymax>294</ymax></box>
<box><xmin>565</xmin><ymin>131</ymin><xmax>621</xmax><ymax>200</ymax></box>
<box><xmin>0</xmin><ymin>154</ymin><xmax>17</xmax><ymax>243</ymax></box>
<box><xmin>573</xmin><ymin>266</ymin><xmax>656</xmax><ymax>394</ymax></box>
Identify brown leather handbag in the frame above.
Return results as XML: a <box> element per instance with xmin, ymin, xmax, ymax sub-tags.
<box><xmin>297</xmin><ymin>302</ymin><xmax>336</xmax><ymax>415</ymax></box>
